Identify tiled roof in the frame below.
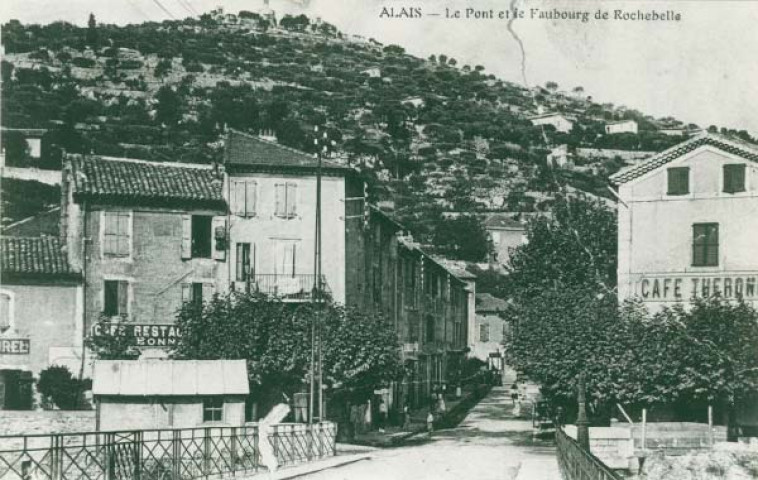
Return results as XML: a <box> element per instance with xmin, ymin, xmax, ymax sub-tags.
<box><xmin>68</xmin><ymin>155</ymin><xmax>224</xmax><ymax>206</ymax></box>
<box><xmin>0</xmin><ymin>236</ymin><xmax>78</xmax><ymax>277</ymax></box>
<box><xmin>610</xmin><ymin>134</ymin><xmax>758</xmax><ymax>185</ymax></box>
<box><xmin>225</xmin><ymin>129</ymin><xmax>349</xmax><ymax>173</ymax></box>
<box><xmin>476</xmin><ymin>293</ymin><xmax>510</xmax><ymax>312</ymax></box>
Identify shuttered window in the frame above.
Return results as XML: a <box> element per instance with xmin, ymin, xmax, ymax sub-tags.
<box><xmin>692</xmin><ymin>223</ymin><xmax>719</xmax><ymax>267</ymax></box>
<box><xmin>231</xmin><ymin>180</ymin><xmax>257</xmax><ymax>217</ymax></box>
<box><xmin>236</xmin><ymin>243</ymin><xmax>254</xmax><ymax>281</ymax></box>
<box><xmin>723</xmin><ymin>164</ymin><xmax>746</xmax><ymax>193</ymax></box>
<box><xmin>274</xmin><ymin>183</ymin><xmax>298</xmax><ymax>218</ymax></box>
<box><xmin>182</xmin><ymin>283</ymin><xmax>214</xmax><ymax>305</ymax></box>
<box><xmin>103</xmin><ymin>280</ymin><xmax>128</xmax><ymax>317</ymax></box>
<box><xmin>103</xmin><ymin>211</ymin><xmax>130</xmax><ymax>257</ymax></box>
<box><xmin>667</xmin><ymin>167</ymin><xmax>690</xmax><ymax>195</ymax></box>
<box><xmin>480</xmin><ymin>324</ymin><xmax>490</xmax><ymax>342</ymax></box>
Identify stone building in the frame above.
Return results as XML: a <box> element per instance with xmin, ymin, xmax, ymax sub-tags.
<box><xmin>483</xmin><ymin>214</ymin><xmax>526</xmax><ymax>267</ymax></box>
<box><xmin>60</xmin><ymin>155</ymin><xmax>227</xmax><ymax>344</ymax></box>
<box><xmin>471</xmin><ymin>293</ymin><xmax>510</xmax><ymax>370</ymax></box>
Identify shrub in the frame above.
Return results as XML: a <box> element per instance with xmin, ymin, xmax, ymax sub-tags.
<box><xmin>36</xmin><ymin>365</ymin><xmax>90</xmax><ymax>410</ymax></box>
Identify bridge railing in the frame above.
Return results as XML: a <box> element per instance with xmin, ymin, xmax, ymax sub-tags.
<box><xmin>555</xmin><ymin>427</ymin><xmax>622</xmax><ymax>480</ymax></box>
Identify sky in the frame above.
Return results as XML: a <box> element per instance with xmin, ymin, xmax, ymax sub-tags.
<box><xmin>2</xmin><ymin>0</ymin><xmax>758</xmax><ymax>136</ymax></box>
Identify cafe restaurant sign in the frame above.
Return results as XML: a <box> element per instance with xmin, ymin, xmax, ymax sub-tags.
<box><xmin>91</xmin><ymin>322</ymin><xmax>182</xmax><ymax>348</ymax></box>
<box><xmin>632</xmin><ymin>272</ymin><xmax>758</xmax><ymax>302</ymax></box>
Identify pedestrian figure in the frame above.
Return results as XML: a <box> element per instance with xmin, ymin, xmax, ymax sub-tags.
<box><xmin>426</xmin><ymin>411</ymin><xmax>434</xmax><ymax>436</ymax></box>
<box><xmin>510</xmin><ymin>382</ymin><xmax>519</xmax><ymax>405</ymax></box>
<box><xmin>402</xmin><ymin>402</ymin><xmax>411</xmax><ymax>430</ymax></box>
<box><xmin>378</xmin><ymin>398</ymin><xmax>388</xmax><ymax>432</ymax></box>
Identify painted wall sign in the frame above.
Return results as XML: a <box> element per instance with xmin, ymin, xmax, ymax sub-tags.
<box><xmin>91</xmin><ymin>323</ymin><xmax>182</xmax><ymax>347</ymax></box>
<box><xmin>633</xmin><ymin>273</ymin><xmax>758</xmax><ymax>302</ymax></box>
<box><xmin>0</xmin><ymin>338</ymin><xmax>30</xmax><ymax>355</ymax></box>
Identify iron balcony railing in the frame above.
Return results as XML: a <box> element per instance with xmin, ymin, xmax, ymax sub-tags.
<box><xmin>234</xmin><ymin>274</ymin><xmax>331</xmax><ymax>302</ymax></box>
<box><xmin>0</xmin><ymin>422</ymin><xmax>337</xmax><ymax>480</ymax></box>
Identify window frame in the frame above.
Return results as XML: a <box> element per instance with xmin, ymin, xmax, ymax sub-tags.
<box><xmin>231</xmin><ymin>180</ymin><xmax>257</xmax><ymax>217</ymax></box>
<box><xmin>101</xmin><ymin>210</ymin><xmax>132</xmax><ymax>259</ymax></box>
<box><xmin>479</xmin><ymin>323</ymin><xmax>490</xmax><ymax>342</ymax></box>
<box><xmin>667</xmin><ymin>167</ymin><xmax>690</xmax><ymax>196</ymax></box>
<box><xmin>0</xmin><ymin>290</ymin><xmax>15</xmax><ymax>333</ymax></box>
<box><xmin>692</xmin><ymin>223</ymin><xmax>719</xmax><ymax>267</ymax></box>
<box><xmin>191</xmin><ymin>215</ymin><xmax>213</xmax><ymax>259</ymax></box>
<box><xmin>103</xmin><ymin>279</ymin><xmax>129</xmax><ymax>318</ymax></box>
<box><xmin>202</xmin><ymin>397</ymin><xmax>224</xmax><ymax>422</ymax></box>
<box><xmin>274</xmin><ymin>182</ymin><xmax>298</xmax><ymax>219</ymax></box>
<box><xmin>723</xmin><ymin>164</ymin><xmax>746</xmax><ymax>194</ymax></box>
<box><xmin>236</xmin><ymin>243</ymin><xmax>252</xmax><ymax>282</ymax></box>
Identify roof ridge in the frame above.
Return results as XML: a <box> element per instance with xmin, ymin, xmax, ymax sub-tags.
<box><xmin>69</xmin><ymin>154</ymin><xmax>214</xmax><ymax>170</ymax></box>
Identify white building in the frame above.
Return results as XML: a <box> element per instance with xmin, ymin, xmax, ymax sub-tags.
<box><xmin>605</xmin><ymin>120</ymin><xmax>638</xmax><ymax>135</ymax></box>
<box><xmin>222</xmin><ymin>130</ymin><xmax>360</xmax><ymax>304</ymax></box>
<box><xmin>529</xmin><ymin>113</ymin><xmax>574</xmax><ymax>134</ymax></box>
<box><xmin>612</xmin><ymin>134</ymin><xmax>758</xmax><ymax>311</ymax></box>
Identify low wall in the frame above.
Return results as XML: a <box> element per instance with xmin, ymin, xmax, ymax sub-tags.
<box><xmin>1</xmin><ymin>166</ymin><xmax>62</xmax><ymax>185</ymax></box>
<box><xmin>565</xmin><ymin>422</ymin><xmax>729</xmax><ymax>470</ymax></box>
<box><xmin>0</xmin><ymin>410</ymin><xmax>95</xmax><ymax>436</ymax></box>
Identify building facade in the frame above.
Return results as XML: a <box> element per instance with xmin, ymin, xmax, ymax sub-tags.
<box><xmin>471</xmin><ymin>293</ymin><xmax>510</xmax><ymax>370</ymax></box>
<box><xmin>529</xmin><ymin>113</ymin><xmax>574</xmax><ymax>133</ymax></box>
<box><xmin>221</xmin><ymin>130</ymin><xmax>360</xmax><ymax>304</ymax></box>
<box><xmin>612</xmin><ymin>134</ymin><xmax>758</xmax><ymax>311</ymax></box>
<box><xmin>0</xmin><ymin>236</ymin><xmax>83</xmax><ymax>409</ymax></box>
<box><xmin>357</xmin><ymin>207</ymin><xmax>476</xmax><ymax>411</ymax></box>
<box><xmin>483</xmin><ymin>214</ymin><xmax>526</xmax><ymax>267</ymax></box>
<box><xmin>61</xmin><ymin>155</ymin><xmax>227</xmax><ymax>345</ymax></box>
<box><xmin>605</xmin><ymin>120</ymin><xmax>638</xmax><ymax>135</ymax></box>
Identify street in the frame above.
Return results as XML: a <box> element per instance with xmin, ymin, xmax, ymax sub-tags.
<box><xmin>308</xmin><ymin>387</ymin><xmax>561</xmax><ymax>480</ymax></box>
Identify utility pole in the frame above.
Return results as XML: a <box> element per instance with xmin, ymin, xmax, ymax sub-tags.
<box><xmin>576</xmin><ymin>372</ymin><xmax>590</xmax><ymax>450</ymax></box>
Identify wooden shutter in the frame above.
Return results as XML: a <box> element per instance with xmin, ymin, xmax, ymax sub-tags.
<box><xmin>181</xmin><ymin>283</ymin><xmax>191</xmax><ymax>303</ymax></box>
<box><xmin>245</xmin><ymin>182</ymin><xmax>257</xmax><ymax>217</ymax></box>
<box><xmin>212</xmin><ymin>217</ymin><xmax>227</xmax><ymax>261</ymax></box>
<box><xmin>231</xmin><ymin>180</ymin><xmax>246</xmax><ymax>216</ymax></box>
<box><xmin>236</xmin><ymin>243</ymin><xmax>245</xmax><ymax>281</ymax></box>
<box><xmin>118</xmin><ymin>281</ymin><xmax>129</xmax><ymax>316</ymax></box>
<box><xmin>181</xmin><ymin>215</ymin><xmax>192</xmax><ymax>259</ymax></box>
<box><xmin>275</xmin><ymin>183</ymin><xmax>284</xmax><ymax>217</ymax></box>
<box><xmin>287</xmin><ymin>183</ymin><xmax>297</xmax><ymax>218</ymax></box>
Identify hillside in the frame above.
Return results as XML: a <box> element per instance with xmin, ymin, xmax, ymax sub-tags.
<box><xmin>2</xmin><ymin>11</ymin><xmax>755</xmax><ymax>259</ymax></box>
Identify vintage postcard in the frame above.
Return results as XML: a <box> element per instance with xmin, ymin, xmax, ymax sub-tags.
<box><xmin>1</xmin><ymin>0</ymin><xmax>757</xmax><ymax>479</ymax></box>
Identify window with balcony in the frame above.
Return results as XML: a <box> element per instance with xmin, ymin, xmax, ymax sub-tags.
<box><xmin>103</xmin><ymin>211</ymin><xmax>130</xmax><ymax>257</ymax></box>
<box><xmin>236</xmin><ymin>243</ymin><xmax>253</xmax><ymax>281</ymax></box>
<box><xmin>667</xmin><ymin>167</ymin><xmax>690</xmax><ymax>195</ymax></box>
<box><xmin>692</xmin><ymin>223</ymin><xmax>719</xmax><ymax>267</ymax></box>
<box><xmin>724</xmin><ymin>164</ymin><xmax>746</xmax><ymax>193</ymax></box>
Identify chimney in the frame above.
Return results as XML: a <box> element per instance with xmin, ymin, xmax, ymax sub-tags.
<box><xmin>259</xmin><ymin>129</ymin><xmax>277</xmax><ymax>143</ymax></box>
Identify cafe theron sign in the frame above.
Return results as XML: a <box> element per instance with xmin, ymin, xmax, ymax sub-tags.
<box><xmin>91</xmin><ymin>323</ymin><xmax>181</xmax><ymax>348</ymax></box>
<box><xmin>633</xmin><ymin>273</ymin><xmax>758</xmax><ymax>302</ymax></box>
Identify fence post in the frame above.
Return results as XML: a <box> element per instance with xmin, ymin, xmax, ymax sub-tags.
<box><xmin>104</xmin><ymin>434</ymin><xmax>115</xmax><ymax>480</ymax></box>
<box><xmin>132</xmin><ymin>430</ymin><xmax>142</xmax><ymax>480</ymax></box>
<box><xmin>203</xmin><ymin>427</ymin><xmax>211</xmax><ymax>477</ymax></box>
<box><xmin>576</xmin><ymin>373</ymin><xmax>590</xmax><ymax>450</ymax></box>
<box><xmin>172</xmin><ymin>429</ymin><xmax>181</xmax><ymax>480</ymax></box>
<box><xmin>230</xmin><ymin>427</ymin><xmax>237</xmax><ymax>476</ymax></box>
<box><xmin>49</xmin><ymin>435</ymin><xmax>61</xmax><ymax>480</ymax></box>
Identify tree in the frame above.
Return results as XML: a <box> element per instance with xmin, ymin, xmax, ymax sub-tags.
<box><xmin>432</xmin><ymin>215</ymin><xmax>491</xmax><ymax>262</ymax></box>
<box><xmin>154</xmin><ymin>59</ymin><xmax>172</xmax><ymax>79</ymax></box>
<box><xmin>545</xmin><ymin>81</ymin><xmax>559</xmax><ymax>92</ymax></box>
<box><xmin>505</xmin><ymin>195</ymin><xmax>617</xmax><ymax>300</ymax></box>
<box><xmin>572</xmin><ymin>86</ymin><xmax>584</xmax><ymax>95</ymax></box>
<box><xmin>2</xmin><ymin>131</ymin><xmax>30</xmax><ymax>167</ymax></box>
<box><xmin>86</xmin><ymin>13</ymin><xmax>98</xmax><ymax>47</ymax></box>
<box><xmin>173</xmin><ymin>294</ymin><xmax>402</xmax><ymax>430</ymax></box>
<box><xmin>155</xmin><ymin>85</ymin><xmax>182</xmax><ymax>125</ymax></box>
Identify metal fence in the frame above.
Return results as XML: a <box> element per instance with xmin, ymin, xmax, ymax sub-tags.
<box><xmin>555</xmin><ymin>428</ymin><xmax>621</xmax><ymax>480</ymax></box>
<box><xmin>0</xmin><ymin>422</ymin><xmax>337</xmax><ymax>480</ymax></box>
